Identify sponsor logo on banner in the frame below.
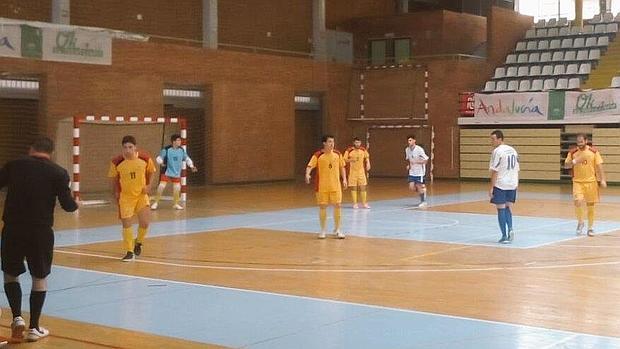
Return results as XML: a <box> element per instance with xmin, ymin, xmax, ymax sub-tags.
<box><xmin>43</xmin><ymin>28</ymin><xmax>111</xmax><ymax>65</ymax></box>
<box><xmin>0</xmin><ymin>25</ymin><xmax>21</xmax><ymax>58</ymax></box>
<box><xmin>565</xmin><ymin>89</ymin><xmax>620</xmax><ymax>118</ymax></box>
<box><xmin>473</xmin><ymin>93</ymin><xmax>547</xmax><ymax>118</ymax></box>
<box><xmin>21</xmin><ymin>25</ymin><xmax>42</xmax><ymax>59</ymax></box>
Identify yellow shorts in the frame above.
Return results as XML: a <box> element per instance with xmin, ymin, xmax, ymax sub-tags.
<box><xmin>573</xmin><ymin>182</ymin><xmax>599</xmax><ymax>203</ymax></box>
<box><xmin>348</xmin><ymin>171</ymin><xmax>368</xmax><ymax>187</ymax></box>
<box><xmin>118</xmin><ymin>194</ymin><xmax>150</xmax><ymax>219</ymax></box>
<box><xmin>316</xmin><ymin>191</ymin><xmax>342</xmax><ymax>205</ymax></box>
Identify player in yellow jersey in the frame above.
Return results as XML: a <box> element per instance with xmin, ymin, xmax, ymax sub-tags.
<box><xmin>564</xmin><ymin>134</ymin><xmax>606</xmax><ymax>237</ymax></box>
<box><xmin>344</xmin><ymin>137</ymin><xmax>371</xmax><ymax>209</ymax></box>
<box><xmin>108</xmin><ymin>135</ymin><xmax>157</xmax><ymax>261</ymax></box>
<box><xmin>305</xmin><ymin>135</ymin><xmax>348</xmax><ymax>239</ymax></box>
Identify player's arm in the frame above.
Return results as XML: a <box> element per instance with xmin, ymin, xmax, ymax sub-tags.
<box><xmin>488</xmin><ymin>152</ymin><xmax>500</xmax><ymax>197</ymax></box>
<box><xmin>595</xmin><ymin>153</ymin><xmax>607</xmax><ymax>187</ymax></box>
<box><xmin>107</xmin><ymin>162</ymin><xmax>120</xmax><ymax>201</ymax></box>
<box><xmin>564</xmin><ymin>151</ymin><xmax>574</xmax><ymax>169</ymax></box>
<box><xmin>365</xmin><ymin>151</ymin><xmax>371</xmax><ymax>171</ymax></box>
<box><xmin>305</xmin><ymin>155</ymin><xmax>317</xmax><ymax>184</ymax></box>
<box><xmin>339</xmin><ymin>155</ymin><xmax>348</xmax><ymax>190</ymax></box>
<box><xmin>56</xmin><ymin>170</ymin><xmax>78</xmax><ymax>212</ymax></box>
<box><xmin>489</xmin><ymin>169</ymin><xmax>498</xmax><ymax>198</ymax></box>
<box><xmin>144</xmin><ymin>158</ymin><xmax>157</xmax><ymax>194</ymax></box>
<box><xmin>185</xmin><ymin>155</ymin><xmax>198</xmax><ymax>172</ymax></box>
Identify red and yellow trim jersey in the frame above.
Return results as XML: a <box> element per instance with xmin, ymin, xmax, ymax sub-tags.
<box><xmin>307</xmin><ymin>150</ymin><xmax>345</xmax><ymax>192</ymax></box>
<box><xmin>107</xmin><ymin>152</ymin><xmax>156</xmax><ymax>197</ymax></box>
<box><xmin>343</xmin><ymin>146</ymin><xmax>369</xmax><ymax>176</ymax></box>
<box><xmin>565</xmin><ymin>145</ymin><xmax>603</xmax><ymax>183</ymax></box>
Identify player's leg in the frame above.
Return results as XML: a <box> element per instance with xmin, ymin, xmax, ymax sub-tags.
<box><xmin>119</xmin><ymin>197</ymin><xmax>137</xmax><ymax>261</ymax></box>
<box><xmin>416</xmin><ymin>178</ymin><xmax>427</xmax><ymax>207</ymax></box>
<box><xmin>359</xmin><ymin>172</ymin><xmax>370</xmax><ymax>208</ymax></box>
<box><xmin>151</xmin><ymin>175</ymin><xmax>168</xmax><ymax>209</ymax></box>
<box><xmin>332</xmin><ymin>191</ymin><xmax>345</xmax><ymax>239</ymax></box>
<box><xmin>24</xmin><ymin>227</ymin><xmax>53</xmax><ymax>342</ymax></box>
<box><xmin>584</xmin><ymin>182</ymin><xmax>599</xmax><ymax>236</ymax></box>
<box><xmin>316</xmin><ymin>192</ymin><xmax>328</xmax><ymax>239</ymax></box>
<box><xmin>573</xmin><ymin>183</ymin><xmax>586</xmax><ymax>235</ymax></box>
<box><xmin>491</xmin><ymin>187</ymin><xmax>509</xmax><ymax>243</ymax></box>
<box><xmin>135</xmin><ymin>195</ymin><xmax>151</xmax><ymax>256</ymax></box>
<box><xmin>172</xmin><ymin>181</ymin><xmax>183</xmax><ymax>209</ymax></box>
<box><xmin>1</xmin><ymin>225</ymin><xmax>27</xmax><ymax>339</ymax></box>
<box><xmin>505</xmin><ymin>190</ymin><xmax>516</xmax><ymax>241</ymax></box>
<box><xmin>349</xmin><ymin>173</ymin><xmax>359</xmax><ymax>208</ymax></box>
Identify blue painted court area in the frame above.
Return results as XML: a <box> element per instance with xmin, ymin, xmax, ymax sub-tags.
<box><xmin>2</xmin><ymin>266</ymin><xmax>618</xmax><ymax>349</ymax></box>
<box><xmin>56</xmin><ymin>191</ymin><xmax>620</xmax><ymax>249</ymax></box>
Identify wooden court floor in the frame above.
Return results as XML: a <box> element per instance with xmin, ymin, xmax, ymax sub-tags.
<box><xmin>2</xmin><ymin>179</ymin><xmax>620</xmax><ymax>348</ymax></box>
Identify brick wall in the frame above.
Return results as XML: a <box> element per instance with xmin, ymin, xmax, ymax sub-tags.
<box><xmin>0</xmin><ymin>0</ymin><xmax>51</xmax><ymax>22</ymax></box>
<box><xmin>71</xmin><ymin>0</ymin><xmax>203</xmax><ymax>42</ymax></box>
<box><xmin>326</xmin><ymin>0</ymin><xmax>395</xmax><ymax>30</ymax></box>
<box><xmin>219</xmin><ymin>0</ymin><xmax>312</xmax><ymax>53</ymax></box>
<box><xmin>487</xmin><ymin>6</ymin><xmax>533</xmax><ymax>68</ymax></box>
<box><xmin>345</xmin><ymin>10</ymin><xmax>487</xmax><ymax>60</ymax></box>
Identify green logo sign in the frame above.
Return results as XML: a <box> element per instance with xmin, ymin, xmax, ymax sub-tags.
<box><xmin>20</xmin><ymin>25</ymin><xmax>42</xmax><ymax>59</ymax></box>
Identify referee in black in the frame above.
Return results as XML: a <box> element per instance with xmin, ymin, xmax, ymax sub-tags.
<box><xmin>0</xmin><ymin>137</ymin><xmax>78</xmax><ymax>342</ymax></box>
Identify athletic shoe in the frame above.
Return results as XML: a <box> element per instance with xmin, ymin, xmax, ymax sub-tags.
<box><xmin>576</xmin><ymin>222</ymin><xmax>585</xmax><ymax>236</ymax></box>
<box><xmin>334</xmin><ymin>229</ymin><xmax>345</xmax><ymax>239</ymax></box>
<box><xmin>173</xmin><ymin>203</ymin><xmax>184</xmax><ymax>210</ymax></box>
<box><xmin>352</xmin><ymin>204</ymin><xmax>359</xmax><ymax>209</ymax></box>
<box><xmin>150</xmin><ymin>202</ymin><xmax>158</xmax><ymax>210</ymax></box>
<box><xmin>318</xmin><ymin>231</ymin><xmax>327</xmax><ymax>239</ymax></box>
<box><xmin>362</xmin><ymin>203</ymin><xmax>371</xmax><ymax>209</ymax></box>
<box><xmin>587</xmin><ymin>229</ymin><xmax>595</xmax><ymax>237</ymax></box>
<box><xmin>134</xmin><ymin>241</ymin><xmax>142</xmax><ymax>256</ymax></box>
<box><xmin>26</xmin><ymin>327</ymin><xmax>49</xmax><ymax>342</ymax></box>
<box><xmin>417</xmin><ymin>201</ymin><xmax>428</xmax><ymax>208</ymax></box>
<box><xmin>121</xmin><ymin>251</ymin><xmax>135</xmax><ymax>262</ymax></box>
<box><xmin>498</xmin><ymin>237</ymin><xmax>507</xmax><ymax>243</ymax></box>
<box><xmin>508</xmin><ymin>230</ymin><xmax>515</xmax><ymax>242</ymax></box>
<box><xmin>11</xmin><ymin>316</ymin><xmax>25</xmax><ymax>340</ymax></box>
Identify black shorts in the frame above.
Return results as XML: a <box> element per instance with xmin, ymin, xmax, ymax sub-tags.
<box><xmin>1</xmin><ymin>224</ymin><xmax>54</xmax><ymax>279</ymax></box>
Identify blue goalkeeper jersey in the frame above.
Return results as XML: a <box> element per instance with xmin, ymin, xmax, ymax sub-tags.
<box><xmin>160</xmin><ymin>147</ymin><xmax>187</xmax><ymax>178</ymax></box>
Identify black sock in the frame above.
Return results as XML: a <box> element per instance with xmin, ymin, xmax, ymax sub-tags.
<box><xmin>4</xmin><ymin>282</ymin><xmax>22</xmax><ymax>318</ymax></box>
<box><xmin>420</xmin><ymin>193</ymin><xmax>426</xmax><ymax>202</ymax></box>
<box><xmin>29</xmin><ymin>291</ymin><xmax>46</xmax><ymax>330</ymax></box>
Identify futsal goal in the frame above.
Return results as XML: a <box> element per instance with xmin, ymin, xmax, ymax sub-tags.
<box><xmin>55</xmin><ymin>115</ymin><xmax>189</xmax><ymax>204</ymax></box>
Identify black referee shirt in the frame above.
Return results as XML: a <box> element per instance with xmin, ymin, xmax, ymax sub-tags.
<box><xmin>0</xmin><ymin>155</ymin><xmax>78</xmax><ymax>226</ymax></box>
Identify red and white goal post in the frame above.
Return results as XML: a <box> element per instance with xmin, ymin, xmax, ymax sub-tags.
<box><xmin>72</xmin><ymin>115</ymin><xmax>189</xmax><ymax>204</ymax></box>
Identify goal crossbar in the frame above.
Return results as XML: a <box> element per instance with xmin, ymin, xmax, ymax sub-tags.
<box><xmin>72</xmin><ymin>115</ymin><xmax>189</xmax><ymax>202</ymax></box>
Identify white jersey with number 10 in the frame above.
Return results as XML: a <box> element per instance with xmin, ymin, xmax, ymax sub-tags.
<box><xmin>489</xmin><ymin>144</ymin><xmax>519</xmax><ymax>190</ymax></box>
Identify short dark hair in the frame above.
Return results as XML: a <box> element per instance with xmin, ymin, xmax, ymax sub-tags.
<box><xmin>31</xmin><ymin>136</ymin><xmax>54</xmax><ymax>154</ymax></box>
<box><xmin>490</xmin><ymin>130</ymin><xmax>504</xmax><ymax>140</ymax></box>
<box><xmin>322</xmin><ymin>135</ymin><xmax>334</xmax><ymax>143</ymax></box>
<box><xmin>353</xmin><ymin>137</ymin><xmax>361</xmax><ymax>142</ymax></box>
<box><xmin>576</xmin><ymin>133</ymin><xmax>588</xmax><ymax>140</ymax></box>
<box><xmin>407</xmin><ymin>135</ymin><xmax>416</xmax><ymax>140</ymax></box>
<box><xmin>170</xmin><ymin>134</ymin><xmax>182</xmax><ymax>142</ymax></box>
<box><xmin>122</xmin><ymin>135</ymin><xmax>136</xmax><ymax>145</ymax></box>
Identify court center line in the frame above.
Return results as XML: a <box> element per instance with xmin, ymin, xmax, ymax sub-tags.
<box><xmin>54</xmin><ymin>249</ymin><xmax>620</xmax><ymax>273</ymax></box>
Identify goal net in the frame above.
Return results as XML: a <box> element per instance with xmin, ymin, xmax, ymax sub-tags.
<box><xmin>56</xmin><ymin>115</ymin><xmax>189</xmax><ymax>204</ymax></box>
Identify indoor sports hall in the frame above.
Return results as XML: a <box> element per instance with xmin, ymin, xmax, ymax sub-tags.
<box><xmin>0</xmin><ymin>1</ymin><xmax>620</xmax><ymax>348</ymax></box>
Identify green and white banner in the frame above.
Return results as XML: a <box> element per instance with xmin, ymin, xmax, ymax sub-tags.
<box><xmin>466</xmin><ymin>89</ymin><xmax>620</xmax><ymax>124</ymax></box>
<box><xmin>0</xmin><ymin>24</ymin><xmax>21</xmax><ymax>58</ymax></box>
<box><xmin>0</xmin><ymin>23</ymin><xmax>111</xmax><ymax>65</ymax></box>
<box><xmin>43</xmin><ymin>27</ymin><xmax>111</xmax><ymax>65</ymax></box>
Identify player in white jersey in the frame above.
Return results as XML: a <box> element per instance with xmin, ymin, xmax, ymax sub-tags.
<box><xmin>405</xmin><ymin>135</ymin><xmax>429</xmax><ymax>208</ymax></box>
<box><xmin>489</xmin><ymin>130</ymin><xmax>520</xmax><ymax>244</ymax></box>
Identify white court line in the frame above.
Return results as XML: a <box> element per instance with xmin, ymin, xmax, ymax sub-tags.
<box><xmin>53</xmin><ymin>264</ymin><xmax>620</xmax><ymax>342</ymax></box>
<box><xmin>54</xmin><ymin>249</ymin><xmax>620</xmax><ymax>273</ymax></box>
<box><xmin>540</xmin><ymin>334</ymin><xmax>579</xmax><ymax>349</ymax></box>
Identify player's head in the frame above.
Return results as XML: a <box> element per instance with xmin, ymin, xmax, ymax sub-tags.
<box><xmin>353</xmin><ymin>137</ymin><xmax>362</xmax><ymax>148</ymax></box>
<box><xmin>407</xmin><ymin>135</ymin><xmax>416</xmax><ymax>147</ymax></box>
<box><xmin>29</xmin><ymin>136</ymin><xmax>54</xmax><ymax>155</ymax></box>
<box><xmin>490</xmin><ymin>130</ymin><xmax>504</xmax><ymax>147</ymax></box>
<box><xmin>170</xmin><ymin>134</ymin><xmax>182</xmax><ymax>147</ymax></box>
<box><xmin>322</xmin><ymin>135</ymin><xmax>335</xmax><ymax>151</ymax></box>
<box><xmin>121</xmin><ymin>135</ymin><xmax>137</xmax><ymax>157</ymax></box>
<box><xmin>576</xmin><ymin>133</ymin><xmax>588</xmax><ymax>150</ymax></box>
